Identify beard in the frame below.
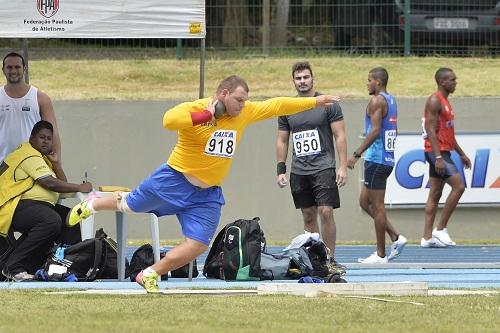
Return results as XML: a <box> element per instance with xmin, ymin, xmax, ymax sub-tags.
<box><xmin>7</xmin><ymin>76</ymin><xmax>23</xmax><ymax>84</ymax></box>
<box><xmin>296</xmin><ymin>84</ymin><xmax>313</xmax><ymax>95</ymax></box>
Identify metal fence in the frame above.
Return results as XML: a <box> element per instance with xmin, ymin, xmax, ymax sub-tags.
<box><xmin>2</xmin><ymin>0</ymin><xmax>499</xmax><ymax>58</ymax></box>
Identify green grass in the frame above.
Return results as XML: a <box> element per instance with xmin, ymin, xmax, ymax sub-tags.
<box><xmin>29</xmin><ymin>56</ymin><xmax>500</xmax><ymax>100</ymax></box>
<box><xmin>0</xmin><ymin>290</ymin><xmax>499</xmax><ymax>333</ymax></box>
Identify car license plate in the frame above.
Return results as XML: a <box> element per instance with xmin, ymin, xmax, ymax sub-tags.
<box><xmin>433</xmin><ymin>18</ymin><xmax>469</xmax><ymax>29</ymax></box>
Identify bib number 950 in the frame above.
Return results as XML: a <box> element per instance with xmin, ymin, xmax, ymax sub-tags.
<box><xmin>293</xmin><ymin>129</ymin><xmax>321</xmax><ymax>157</ymax></box>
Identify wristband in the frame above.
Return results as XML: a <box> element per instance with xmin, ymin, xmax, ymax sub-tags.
<box><xmin>277</xmin><ymin>162</ymin><xmax>286</xmax><ymax>175</ymax></box>
<box><xmin>435</xmin><ymin>155</ymin><xmax>443</xmax><ymax>159</ymax></box>
<box><xmin>190</xmin><ymin>110</ymin><xmax>212</xmax><ymax>126</ymax></box>
<box><xmin>353</xmin><ymin>151</ymin><xmax>362</xmax><ymax>158</ymax></box>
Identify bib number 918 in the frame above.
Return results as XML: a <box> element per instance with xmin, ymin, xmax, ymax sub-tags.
<box><xmin>205</xmin><ymin>130</ymin><xmax>236</xmax><ymax>158</ymax></box>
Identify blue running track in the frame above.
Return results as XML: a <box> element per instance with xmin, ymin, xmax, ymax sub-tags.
<box><xmin>1</xmin><ymin>245</ymin><xmax>499</xmax><ymax>290</ymax></box>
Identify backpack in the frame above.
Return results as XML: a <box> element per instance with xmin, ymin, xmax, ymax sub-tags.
<box><xmin>128</xmin><ymin>244</ymin><xmax>198</xmax><ymax>281</ymax></box>
<box><xmin>203</xmin><ymin>217</ymin><xmax>266</xmax><ymax>281</ymax></box>
<box><xmin>170</xmin><ymin>258</ymin><xmax>199</xmax><ymax>278</ymax></box>
<box><xmin>41</xmin><ymin>228</ymin><xmax>129</xmax><ymax>281</ymax></box>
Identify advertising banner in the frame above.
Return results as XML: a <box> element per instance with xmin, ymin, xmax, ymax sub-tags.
<box><xmin>385</xmin><ymin>132</ymin><xmax>500</xmax><ymax>207</ymax></box>
<box><xmin>0</xmin><ymin>0</ymin><xmax>205</xmax><ymax>38</ymax></box>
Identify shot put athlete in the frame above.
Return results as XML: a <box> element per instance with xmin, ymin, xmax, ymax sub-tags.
<box><xmin>67</xmin><ymin>75</ymin><xmax>341</xmax><ymax>293</ymax></box>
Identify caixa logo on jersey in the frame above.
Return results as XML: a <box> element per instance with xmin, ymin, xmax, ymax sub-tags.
<box><xmin>37</xmin><ymin>0</ymin><xmax>59</xmax><ymax>18</ymax></box>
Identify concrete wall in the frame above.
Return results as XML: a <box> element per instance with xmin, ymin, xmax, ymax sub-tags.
<box><xmin>55</xmin><ymin>98</ymin><xmax>500</xmax><ymax>241</ymax></box>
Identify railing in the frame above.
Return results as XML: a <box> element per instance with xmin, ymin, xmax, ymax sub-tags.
<box><xmin>1</xmin><ymin>0</ymin><xmax>499</xmax><ymax>58</ymax></box>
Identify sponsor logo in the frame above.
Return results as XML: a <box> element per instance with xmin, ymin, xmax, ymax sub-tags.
<box><xmin>293</xmin><ymin>131</ymin><xmax>317</xmax><ymax>140</ymax></box>
<box><xmin>37</xmin><ymin>0</ymin><xmax>59</xmax><ymax>18</ymax></box>
<box><xmin>213</xmin><ymin>131</ymin><xmax>234</xmax><ymax>138</ymax></box>
<box><xmin>395</xmin><ymin>148</ymin><xmax>499</xmax><ymax>189</ymax></box>
<box><xmin>202</xmin><ymin>120</ymin><xmax>217</xmax><ymax>127</ymax></box>
<box><xmin>189</xmin><ymin>22</ymin><xmax>202</xmax><ymax>34</ymax></box>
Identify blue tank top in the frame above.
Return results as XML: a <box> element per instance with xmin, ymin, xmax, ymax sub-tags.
<box><xmin>364</xmin><ymin>92</ymin><xmax>397</xmax><ymax>166</ymax></box>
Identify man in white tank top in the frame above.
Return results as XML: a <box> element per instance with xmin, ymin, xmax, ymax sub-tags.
<box><xmin>0</xmin><ymin>52</ymin><xmax>62</xmax><ymax>163</ymax></box>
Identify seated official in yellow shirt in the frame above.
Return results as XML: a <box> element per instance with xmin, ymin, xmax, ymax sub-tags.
<box><xmin>0</xmin><ymin>120</ymin><xmax>92</xmax><ymax>282</ymax></box>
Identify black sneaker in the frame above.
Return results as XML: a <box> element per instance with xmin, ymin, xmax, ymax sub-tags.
<box><xmin>327</xmin><ymin>258</ymin><xmax>347</xmax><ymax>276</ymax></box>
<box><xmin>323</xmin><ymin>272</ymin><xmax>347</xmax><ymax>283</ymax></box>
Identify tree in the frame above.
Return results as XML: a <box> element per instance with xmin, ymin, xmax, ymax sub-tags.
<box><xmin>222</xmin><ymin>0</ymin><xmax>251</xmax><ymax>46</ymax></box>
<box><xmin>271</xmin><ymin>0</ymin><xmax>290</xmax><ymax>47</ymax></box>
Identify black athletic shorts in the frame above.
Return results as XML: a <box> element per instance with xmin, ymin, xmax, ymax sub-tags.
<box><xmin>363</xmin><ymin>161</ymin><xmax>393</xmax><ymax>190</ymax></box>
<box><xmin>290</xmin><ymin>168</ymin><xmax>340</xmax><ymax>209</ymax></box>
<box><xmin>425</xmin><ymin>151</ymin><xmax>458</xmax><ymax>179</ymax></box>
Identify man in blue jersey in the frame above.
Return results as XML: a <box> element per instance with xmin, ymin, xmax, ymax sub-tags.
<box><xmin>347</xmin><ymin>67</ymin><xmax>407</xmax><ymax>263</ymax></box>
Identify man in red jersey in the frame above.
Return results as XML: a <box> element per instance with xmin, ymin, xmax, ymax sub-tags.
<box><xmin>421</xmin><ymin>68</ymin><xmax>471</xmax><ymax>248</ymax></box>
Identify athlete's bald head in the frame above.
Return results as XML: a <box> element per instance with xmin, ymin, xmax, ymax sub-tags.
<box><xmin>369</xmin><ymin>67</ymin><xmax>389</xmax><ymax>87</ymax></box>
<box><xmin>435</xmin><ymin>67</ymin><xmax>454</xmax><ymax>85</ymax></box>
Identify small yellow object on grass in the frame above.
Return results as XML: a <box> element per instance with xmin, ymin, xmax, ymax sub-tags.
<box><xmin>98</xmin><ymin>185</ymin><xmax>132</xmax><ymax>192</ymax></box>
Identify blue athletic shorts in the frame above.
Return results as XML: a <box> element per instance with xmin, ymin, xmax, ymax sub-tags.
<box><xmin>363</xmin><ymin>161</ymin><xmax>393</xmax><ymax>190</ymax></box>
<box><xmin>425</xmin><ymin>151</ymin><xmax>458</xmax><ymax>179</ymax></box>
<box><xmin>126</xmin><ymin>164</ymin><xmax>225</xmax><ymax>245</ymax></box>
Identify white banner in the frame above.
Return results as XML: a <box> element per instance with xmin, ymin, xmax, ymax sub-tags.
<box><xmin>0</xmin><ymin>0</ymin><xmax>205</xmax><ymax>38</ymax></box>
<box><xmin>385</xmin><ymin>132</ymin><xmax>500</xmax><ymax>206</ymax></box>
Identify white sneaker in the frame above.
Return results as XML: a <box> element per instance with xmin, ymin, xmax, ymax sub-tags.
<box><xmin>358</xmin><ymin>252</ymin><xmax>388</xmax><ymax>263</ymax></box>
<box><xmin>388</xmin><ymin>235</ymin><xmax>407</xmax><ymax>260</ymax></box>
<box><xmin>432</xmin><ymin>228</ymin><xmax>456</xmax><ymax>246</ymax></box>
<box><xmin>420</xmin><ymin>236</ymin><xmax>447</xmax><ymax>248</ymax></box>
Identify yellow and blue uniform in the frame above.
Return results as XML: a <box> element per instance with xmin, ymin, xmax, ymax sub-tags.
<box><xmin>126</xmin><ymin>96</ymin><xmax>317</xmax><ymax>245</ymax></box>
<box><xmin>165</xmin><ymin>97</ymin><xmax>316</xmax><ymax>186</ymax></box>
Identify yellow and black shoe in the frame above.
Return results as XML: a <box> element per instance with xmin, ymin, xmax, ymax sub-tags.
<box><xmin>66</xmin><ymin>200</ymin><xmax>93</xmax><ymax>227</ymax></box>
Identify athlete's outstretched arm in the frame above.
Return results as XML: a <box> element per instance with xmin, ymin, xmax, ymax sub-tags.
<box><xmin>248</xmin><ymin>95</ymin><xmax>341</xmax><ymax>123</ymax></box>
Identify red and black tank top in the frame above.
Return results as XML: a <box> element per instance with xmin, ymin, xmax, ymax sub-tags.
<box><xmin>424</xmin><ymin>91</ymin><xmax>455</xmax><ymax>152</ymax></box>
